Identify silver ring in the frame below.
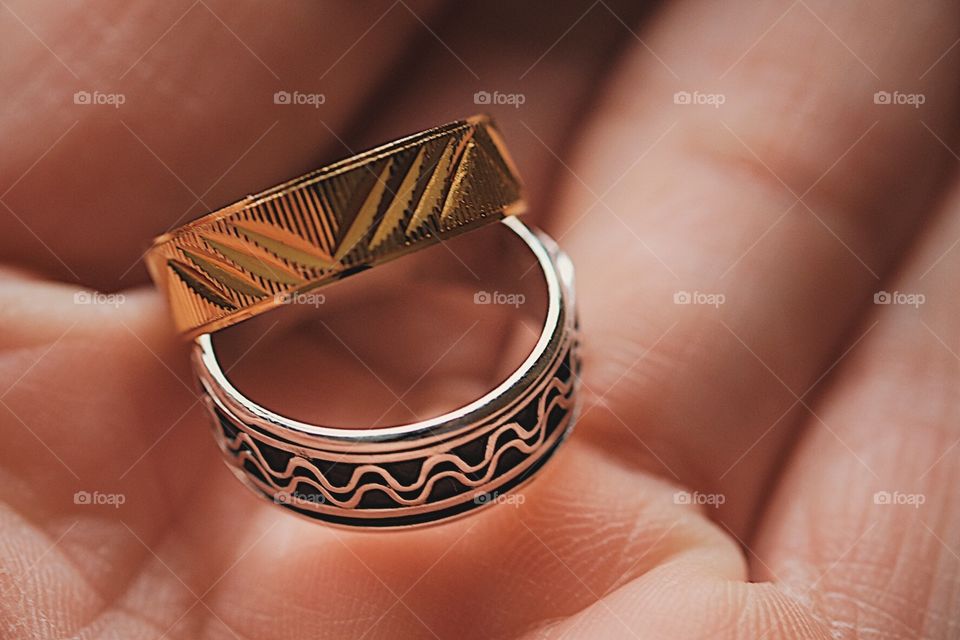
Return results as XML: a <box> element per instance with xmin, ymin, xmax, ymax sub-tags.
<box><xmin>194</xmin><ymin>217</ymin><xmax>580</xmax><ymax>528</ymax></box>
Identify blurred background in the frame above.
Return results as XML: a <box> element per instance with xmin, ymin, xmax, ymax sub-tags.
<box><xmin>0</xmin><ymin>0</ymin><xmax>655</xmax><ymax>290</ymax></box>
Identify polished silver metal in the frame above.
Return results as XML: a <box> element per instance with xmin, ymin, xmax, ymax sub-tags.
<box><xmin>194</xmin><ymin>217</ymin><xmax>580</xmax><ymax>529</ymax></box>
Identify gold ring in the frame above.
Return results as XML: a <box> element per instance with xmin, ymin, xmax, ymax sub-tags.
<box><xmin>146</xmin><ymin>115</ymin><xmax>524</xmax><ymax>336</ymax></box>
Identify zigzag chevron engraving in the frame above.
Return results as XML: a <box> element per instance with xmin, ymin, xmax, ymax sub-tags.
<box><xmin>146</xmin><ymin>116</ymin><xmax>525</xmax><ymax>335</ymax></box>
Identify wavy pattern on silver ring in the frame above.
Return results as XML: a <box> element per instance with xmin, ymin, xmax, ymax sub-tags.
<box><xmin>193</xmin><ymin>217</ymin><xmax>580</xmax><ymax>529</ymax></box>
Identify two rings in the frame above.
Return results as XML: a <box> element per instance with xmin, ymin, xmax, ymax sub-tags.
<box><xmin>146</xmin><ymin>116</ymin><xmax>581</xmax><ymax>529</ymax></box>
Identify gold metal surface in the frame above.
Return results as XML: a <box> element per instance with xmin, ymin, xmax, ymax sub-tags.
<box><xmin>146</xmin><ymin>115</ymin><xmax>524</xmax><ymax>336</ymax></box>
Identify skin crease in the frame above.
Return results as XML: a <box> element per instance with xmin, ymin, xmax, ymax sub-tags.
<box><xmin>0</xmin><ymin>1</ymin><xmax>958</xmax><ymax>639</ymax></box>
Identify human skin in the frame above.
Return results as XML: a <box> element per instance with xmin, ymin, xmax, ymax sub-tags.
<box><xmin>1</xmin><ymin>1</ymin><xmax>959</xmax><ymax>638</ymax></box>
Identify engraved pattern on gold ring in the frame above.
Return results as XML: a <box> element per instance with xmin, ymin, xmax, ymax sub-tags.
<box><xmin>146</xmin><ymin>115</ymin><xmax>525</xmax><ymax>337</ymax></box>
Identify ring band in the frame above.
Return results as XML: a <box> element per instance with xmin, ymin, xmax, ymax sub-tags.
<box><xmin>195</xmin><ymin>217</ymin><xmax>580</xmax><ymax>528</ymax></box>
<box><xmin>146</xmin><ymin>115</ymin><xmax>524</xmax><ymax>337</ymax></box>
<box><xmin>147</xmin><ymin>117</ymin><xmax>580</xmax><ymax>527</ymax></box>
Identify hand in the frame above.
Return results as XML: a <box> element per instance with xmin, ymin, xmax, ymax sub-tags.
<box><xmin>1</xmin><ymin>1</ymin><xmax>957</xmax><ymax>638</ymax></box>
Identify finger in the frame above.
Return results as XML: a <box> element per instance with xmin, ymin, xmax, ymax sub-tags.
<box><xmin>752</xmin><ymin>180</ymin><xmax>960</xmax><ymax>640</ymax></box>
<box><xmin>135</xmin><ymin>443</ymin><xmax>748</xmax><ymax>640</ymax></box>
<box><xmin>0</xmin><ymin>270</ymin><xmax>224</xmax><ymax>638</ymax></box>
<box><xmin>0</xmin><ymin>270</ymin><xmax>747</xmax><ymax>639</ymax></box>
<box><xmin>0</xmin><ymin>273</ymin><xmax>202</xmax><ymax>509</ymax></box>
<box><xmin>0</xmin><ymin>0</ymin><xmax>441</xmax><ymax>288</ymax></box>
<box><xmin>550</xmin><ymin>0</ymin><xmax>959</xmax><ymax>532</ymax></box>
<box><xmin>0</xmin><ymin>250</ymin><xmax>746</xmax><ymax>640</ymax></box>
